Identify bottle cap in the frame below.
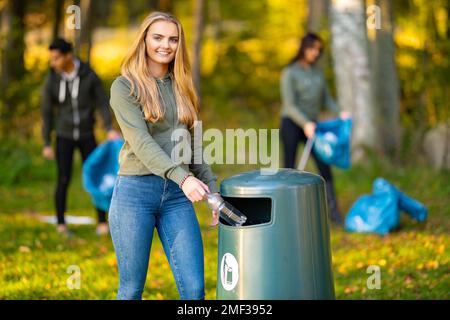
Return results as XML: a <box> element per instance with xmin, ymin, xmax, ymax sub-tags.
<box><xmin>206</xmin><ymin>193</ymin><xmax>224</xmax><ymax>212</ymax></box>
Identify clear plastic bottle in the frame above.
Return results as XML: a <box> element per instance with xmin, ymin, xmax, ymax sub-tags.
<box><xmin>206</xmin><ymin>193</ymin><xmax>247</xmax><ymax>226</ymax></box>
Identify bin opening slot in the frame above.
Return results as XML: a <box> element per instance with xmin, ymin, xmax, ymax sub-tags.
<box><xmin>221</xmin><ymin>196</ymin><xmax>272</xmax><ymax>226</ymax></box>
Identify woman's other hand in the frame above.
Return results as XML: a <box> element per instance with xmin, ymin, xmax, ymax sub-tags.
<box><xmin>107</xmin><ymin>129</ymin><xmax>122</xmax><ymax>140</ymax></box>
<box><xmin>339</xmin><ymin>111</ymin><xmax>351</xmax><ymax>119</ymax></box>
<box><xmin>42</xmin><ymin>146</ymin><xmax>54</xmax><ymax>160</ymax></box>
<box><xmin>303</xmin><ymin>121</ymin><xmax>316</xmax><ymax>138</ymax></box>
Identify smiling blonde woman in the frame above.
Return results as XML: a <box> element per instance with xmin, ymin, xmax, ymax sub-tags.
<box><xmin>108</xmin><ymin>11</ymin><xmax>219</xmax><ymax>300</ymax></box>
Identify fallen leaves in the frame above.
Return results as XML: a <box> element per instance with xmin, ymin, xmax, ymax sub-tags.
<box><xmin>18</xmin><ymin>246</ymin><xmax>30</xmax><ymax>253</ymax></box>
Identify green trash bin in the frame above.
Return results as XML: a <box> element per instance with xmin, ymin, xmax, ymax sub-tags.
<box><xmin>216</xmin><ymin>168</ymin><xmax>335</xmax><ymax>299</ymax></box>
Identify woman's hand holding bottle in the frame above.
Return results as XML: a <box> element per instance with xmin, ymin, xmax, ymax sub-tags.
<box><xmin>181</xmin><ymin>176</ymin><xmax>209</xmax><ymax>202</ymax></box>
<box><xmin>182</xmin><ymin>177</ymin><xmax>220</xmax><ymax>226</ymax></box>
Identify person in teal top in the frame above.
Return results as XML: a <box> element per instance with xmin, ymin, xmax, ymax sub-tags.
<box><xmin>280</xmin><ymin>32</ymin><xmax>350</xmax><ymax>224</ymax></box>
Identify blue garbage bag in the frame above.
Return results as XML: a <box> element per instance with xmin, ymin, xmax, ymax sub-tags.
<box><xmin>82</xmin><ymin>139</ymin><xmax>124</xmax><ymax>212</ymax></box>
<box><xmin>313</xmin><ymin>118</ymin><xmax>352</xmax><ymax>169</ymax></box>
<box><xmin>398</xmin><ymin>192</ymin><xmax>428</xmax><ymax>221</ymax></box>
<box><xmin>345</xmin><ymin>178</ymin><xmax>428</xmax><ymax>235</ymax></box>
<box><xmin>372</xmin><ymin>178</ymin><xmax>428</xmax><ymax>221</ymax></box>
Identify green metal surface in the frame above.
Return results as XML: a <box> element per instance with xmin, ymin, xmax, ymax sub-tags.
<box><xmin>216</xmin><ymin>168</ymin><xmax>335</xmax><ymax>300</ymax></box>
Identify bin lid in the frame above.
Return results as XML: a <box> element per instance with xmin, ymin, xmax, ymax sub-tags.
<box><xmin>220</xmin><ymin>168</ymin><xmax>324</xmax><ymax>196</ymax></box>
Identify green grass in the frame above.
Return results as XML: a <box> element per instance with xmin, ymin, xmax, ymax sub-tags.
<box><xmin>0</xmin><ymin>139</ymin><xmax>448</xmax><ymax>299</ymax></box>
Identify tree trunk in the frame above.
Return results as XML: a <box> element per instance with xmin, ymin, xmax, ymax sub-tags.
<box><xmin>307</xmin><ymin>0</ymin><xmax>329</xmax><ymax>33</ymax></box>
<box><xmin>0</xmin><ymin>0</ymin><xmax>26</xmax><ymax>135</ymax></box>
<box><xmin>370</xmin><ymin>0</ymin><xmax>400</xmax><ymax>158</ymax></box>
<box><xmin>52</xmin><ymin>0</ymin><xmax>64</xmax><ymax>40</ymax></box>
<box><xmin>192</xmin><ymin>0</ymin><xmax>204</xmax><ymax>105</ymax></box>
<box><xmin>75</xmin><ymin>0</ymin><xmax>93</xmax><ymax>62</ymax></box>
<box><xmin>329</xmin><ymin>0</ymin><xmax>378</xmax><ymax>160</ymax></box>
<box><xmin>1</xmin><ymin>0</ymin><xmax>26</xmax><ymax>83</ymax></box>
<box><xmin>158</xmin><ymin>0</ymin><xmax>173</xmax><ymax>13</ymax></box>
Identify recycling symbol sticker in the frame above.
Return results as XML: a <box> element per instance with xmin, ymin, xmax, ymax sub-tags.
<box><xmin>220</xmin><ymin>253</ymin><xmax>239</xmax><ymax>291</ymax></box>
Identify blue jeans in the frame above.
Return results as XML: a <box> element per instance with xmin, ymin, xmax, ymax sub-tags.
<box><xmin>108</xmin><ymin>174</ymin><xmax>205</xmax><ymax>300</ymax></box>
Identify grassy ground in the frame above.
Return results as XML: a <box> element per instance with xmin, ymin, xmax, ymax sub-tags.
<box><xmin>0</xmin><ymin>139</ymin><xmax>448</xmax><ymax>299</ymax></box>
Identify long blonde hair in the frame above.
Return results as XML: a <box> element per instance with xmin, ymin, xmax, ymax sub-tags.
<box><xmin>121</xmin><ymin>12</ymin><xmax>198</xmax><ymax>128</ymax></box>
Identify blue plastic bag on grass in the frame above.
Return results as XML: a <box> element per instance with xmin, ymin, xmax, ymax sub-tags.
<box><xmin>82</xmin><ymin>139</ymin><xmax>124</xmax><ymax>212</ymax></box>
<box><xmin>345</xmin><ymin>178</ymin><xmax>428</xmax><ymax>235</ymax></box>
<box><xmin>313</xmin><ymin>118</ymin><xmax>352</xmax><ymax>169</ymax></box>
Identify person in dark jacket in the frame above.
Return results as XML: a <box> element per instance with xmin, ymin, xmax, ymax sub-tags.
<box><xmin>41</xmin><ymin>38</ymin><xmax>120</xmax><ymax>235</ymax></box>
<box><xmin>280</xmin><ymin>32</ymin><xmax>350</xmax><ymax>224</ymax></box>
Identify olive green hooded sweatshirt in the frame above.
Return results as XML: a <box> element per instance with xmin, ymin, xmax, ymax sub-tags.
<box><xmin>280</xmin><ymin>62</ymin><xmax>340</xmax><ymax>128</ymax></box>
<box><xmin>109</xmin><ymin>73</ymin><xmax>219</xmax><ymax>193</ymax></box>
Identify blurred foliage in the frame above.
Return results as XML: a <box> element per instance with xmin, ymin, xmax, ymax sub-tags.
<box><xmin>0</xmin><ymin>0</ymin><xmax>446</xmax><ymax>153</ymax></box>
<box><xmin>393</xmin><ymin>0</ymin><xmax>450</xmax><ymax>157</ymax></box>
<box><xmin>0</xmin><ymin>139</ymin><xmax>32</xmax><ymax>186</ymax></box>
